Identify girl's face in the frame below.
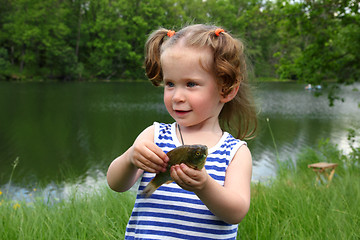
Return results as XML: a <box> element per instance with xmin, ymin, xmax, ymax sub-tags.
<box><xmin>161</xmin><ymin>45</ymin><xmax>226</xmax><ymax>129</ymax></box>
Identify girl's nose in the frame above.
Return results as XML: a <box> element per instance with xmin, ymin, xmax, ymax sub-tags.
<box><xmin>172</xmin><ymin>88</ymin><xmax>185</xmax><ymax>102</ymax></box>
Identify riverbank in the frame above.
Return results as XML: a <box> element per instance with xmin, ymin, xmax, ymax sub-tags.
<box><xmin>2</xmin><ymin>76</ymin><xmax>292</xmax><ymax>83</ymax></box>
<box><xmin>1</xmin><ymin>140</ymin><xmax>359</xmax><ymax>239</ymax></box>
<box><xmin>3</xmin><ymin>74</ymin><xmax>298</xmax><ymax>81</ymax></box>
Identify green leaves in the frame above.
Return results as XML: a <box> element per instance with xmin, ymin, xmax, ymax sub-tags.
<box><xmin>0</xmin><ymin>0</ymin><xmax>359</xmax><ymax>84</ymax></box>
<box><xmin>273</xmin><ymin>0</ymin><xmax>360</xmax><ymax>85</ymax></box>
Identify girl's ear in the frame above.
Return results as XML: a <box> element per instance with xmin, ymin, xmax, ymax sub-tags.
<box><xmin>220</xmin><ymin>85</ymin><xmax>239</xmax><ymax>103</ymax></box>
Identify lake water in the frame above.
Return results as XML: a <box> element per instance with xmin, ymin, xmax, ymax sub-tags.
<box><xmin>0</xmin><ymin>81</ymin><xmax>359</xmax><ymax>201</ymax></box>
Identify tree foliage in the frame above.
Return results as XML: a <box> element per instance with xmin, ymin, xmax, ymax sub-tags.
<box><xmin>0</xmin><ymin>0</ymin><xmax>359</xmax><ymax>83</ymax></box>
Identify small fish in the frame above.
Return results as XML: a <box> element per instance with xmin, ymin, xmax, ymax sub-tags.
<box><xmin>142</xmin><ymin>144</ymin><xmax>208</xmax><ymax>197</ymax></box>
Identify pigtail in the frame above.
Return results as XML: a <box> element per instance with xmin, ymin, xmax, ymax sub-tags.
<box><xmin>144</xmin><ymin>28</ymin><xmax>169</xmax><ymax>86</ymax></box>
<box><xmin>211</xmin><ymin>29</ymin><xmax>257</xmax><ymax>140</ymax></box>
<box><xmin>213</xmin><ymin>32</ymin><xmax>242</xmax><ymax>96</ymax></box>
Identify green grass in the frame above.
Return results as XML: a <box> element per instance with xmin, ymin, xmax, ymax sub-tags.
<box><xmin>0</xmin><ymin>187</ymin><xmax>136</xmax><ymax>239</ymax></box>
<box><xmin>1</xmin><ymin>139</ymin><xmax>359</xmax><ymax>239</ymax></box>
<box><xmin>239</xmin><ymin>174</ymin><xmax>360</xmax><ymax>239</ymax></box>
<box><xmin>239</xmin><ymin>139</ymin><xmax>360</xmax><ymax>239</ymax></box>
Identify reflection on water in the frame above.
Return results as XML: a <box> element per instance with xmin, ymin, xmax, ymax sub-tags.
<box><xmin>250</xmin><ymin>82</ymin><xmax>359</xmax><ymax>181</ymax></box>
<box><xmin>0</xmin><ymin>81</ymin><xmax>359</xmax><ymax>201</ymax></box>
<box><xmin>2</xmin><ymin>168</ymin><xmax>107</xmax><ymax>204</ymax></box>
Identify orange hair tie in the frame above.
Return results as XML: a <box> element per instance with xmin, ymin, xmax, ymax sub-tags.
<box><xmin>167</xmin><ymin>30</ymin><xmax>175</xmax><ymax>37</ymax></box>
<box><xmin>215</xmin><ymin>28</ymin><xmax>225</xmax><ymax>36</ymax></box>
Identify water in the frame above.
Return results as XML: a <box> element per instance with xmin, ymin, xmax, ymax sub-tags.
<box><xmin>251</xmin><ymin>82</ymin><xmax>359</xmax><ymax>181</ymax></box>
<box><xmin>0</xmin><ymin>81</ymin><xmax>359</xmax><ymax>201</ymax></box>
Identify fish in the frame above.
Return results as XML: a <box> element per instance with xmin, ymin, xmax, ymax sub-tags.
<box><xmin>142</xmin><ymin>144</ymin><xmax>208</xmax><ymax>197</ymax></box>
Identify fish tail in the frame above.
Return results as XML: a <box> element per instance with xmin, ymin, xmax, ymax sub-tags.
<box><xmin>142</xmin><ymin>172</ymin><xmax>172</xmax><ymax>198</ymax></box>
<box><xmin>142</xmin><ymin>181</ymin><xmax>159</xmax><ymax>198</ymax></box>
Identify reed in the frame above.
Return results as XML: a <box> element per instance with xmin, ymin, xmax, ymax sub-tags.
<box><xmin>5</xmin><ymin>157</ymin><xmax>19</xmax><ymax>196</ymax></box>
<box><xmin>266</xmin><ymin>117</ymin><xmax>280</xmax><ymax>161</ymax></box>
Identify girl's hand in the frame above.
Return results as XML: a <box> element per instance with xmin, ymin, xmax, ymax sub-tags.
<box><xmin>170</xmin><ymin>163</ymin><xmax>209</xmax><ymax>192</ymax></box>
<box><xmin>130</xmin><ymin>140</ymin><xmax>169</xmax><ymax>173</ymax></box>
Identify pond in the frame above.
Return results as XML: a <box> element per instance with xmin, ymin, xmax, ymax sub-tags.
<box><xmin>0</xmin><ymin>81</ymin><xmax>359</xmax><ymax>201</ymax></box>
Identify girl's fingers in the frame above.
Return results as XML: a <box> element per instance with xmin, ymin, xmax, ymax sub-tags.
<box><xmin>170</xmin><ymin>166</ymin><xmax>183</xmax><ymax>185</ymax></box>
<box><xmin>171</xmin><ymin>164</ymin><xmax>208</xmax><ymax>192</ymax></box>
<box><xmin>137</xmin><ymin>155</ymin><xmax>166</xmax><ymax>173</ymax></box>
<box><xmin>148</xmin><ymin>143</ymin><xmax>169</xmax><ymax>163</ymax></box>
<box><xmin>132</xmin><ymin>143</ymin><xmax>168</xmax><ymax>172</ymax></box>
<box><xmin>171</xmin><ymin>165</ymin><xmax>194</xmax><ymax>188</ymax></box>
<box><xmin>141</xmin><ymin>142</ymin><xmax>168</xmax><ymax>165</ymax></box>
<box><xmin>137</xmin><ymin>161</ymin><xmax>160</xmax><ymax>173</ymax></box>
<box><xmin>179</xmin><ymin>163</ymin><xmax>195</xmax><ymax>178</ymax></box>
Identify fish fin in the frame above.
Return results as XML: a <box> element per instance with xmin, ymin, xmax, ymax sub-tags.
<box><xmin>142</xmin><ymin>173</ymin><xmax>171</xmax><ymax>197</ymax></box>
<box><xmin>142</xmin><ymin>181</ymin><xmax>159</xmax><ymax>198</ymax></box>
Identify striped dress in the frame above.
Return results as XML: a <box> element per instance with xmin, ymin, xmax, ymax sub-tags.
<box><xmin>125</xmin><ymin>122</ymin><xmax>246</xmax><ymax>240</ymax></box>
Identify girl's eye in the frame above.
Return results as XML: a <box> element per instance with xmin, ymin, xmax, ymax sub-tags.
<box><xmin>187</xmin><ymin>82</ymin><xmax>197</xmax><ymax>88</ymax></box>
<box><xmin>165</xmin><ymin>81</ymin><xmax>174</xmax><ymax>87</ymax></box>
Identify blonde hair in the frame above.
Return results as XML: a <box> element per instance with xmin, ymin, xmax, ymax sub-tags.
<box><xmin>145</xmin><ymin>24</ymin><xmax>257</xmax><ymax>139</ymax></box>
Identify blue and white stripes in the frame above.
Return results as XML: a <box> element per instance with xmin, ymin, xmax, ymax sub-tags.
<box><xmin>125</xmin><ymin>122</ymin><xmax>246</xmax><ymax>239</ymax></box>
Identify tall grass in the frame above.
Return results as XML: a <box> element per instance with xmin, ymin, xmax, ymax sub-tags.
<box><xmin>1</xmin><ymin>139</ymin><xmax>359</xmax><ymax>239</ymax></box>
<box><xmin>5</xmin><ymin>157</ymin><xmax>19</xmax><ymax>196</ymax></box>
<box><xmin>239</xmin><ymin>139</ymin><xmax>360</xmax><ymax>239</ymax></box>
<box><xmin>1</xmin><ymin>185</ymin><xmax>136</xmax><ymax>239</ymax></box>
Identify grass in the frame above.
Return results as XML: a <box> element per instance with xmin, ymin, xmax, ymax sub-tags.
<box><xmin>239</xmin><ymin>139</ymin><xmax>360</xmax><ymax>239</ymax></box>
<box><xmin>0</xmin><ymin>186</ymin><xmax>136</xmax><ymax>239</ymax></box>
<box><xmin>1</xmin><ymin>140</ymin><xmax>359</xmax><ymax>239</ymax></box>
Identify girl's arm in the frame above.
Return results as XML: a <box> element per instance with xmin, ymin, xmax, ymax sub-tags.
<box><xmin>107</xmin><ymin>147</ymin><xmax>143</xmax><ymax>192</ymax></box>
<box><xmin>170</xmin><ymin>145</ymin><xmax>252</xmax><ymax>224</ymax></box>
<box><xmin>107</xmin><ymin>125</ymin><xmax>169</xmax><ymax>192</ymax></box>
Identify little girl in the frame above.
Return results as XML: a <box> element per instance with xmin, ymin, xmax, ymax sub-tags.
<box><xmin>107</xmin><ymin>24</ymin><xmax>257</xmax><ymax>239</ymax></box>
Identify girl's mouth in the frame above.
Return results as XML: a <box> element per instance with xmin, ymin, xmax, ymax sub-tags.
<box><xmin>174</xmin><ymin>110</ymin><xmax>191</xmax><ymax>116</ymax></box>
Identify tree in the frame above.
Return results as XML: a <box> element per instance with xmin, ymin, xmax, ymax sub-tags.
<box><xmin>0</xmin><ymin>0</ymin><xmax>358</xmax><ymax>84</ymax></box>
<box><xmin>274</xmin><ymin>0</ymin><xmax>360</xmax><ymax>85</ymax></box>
